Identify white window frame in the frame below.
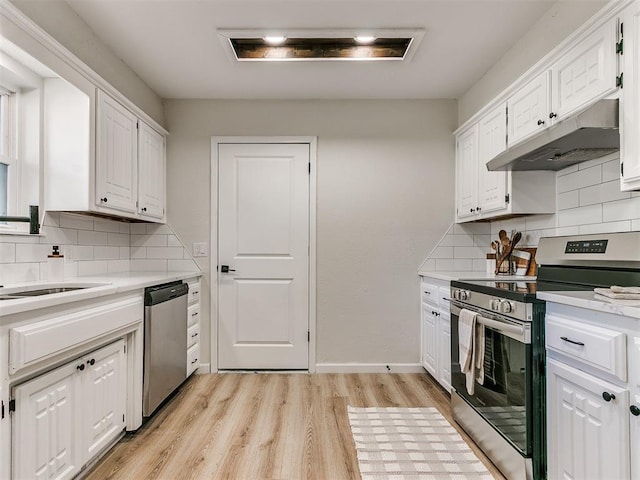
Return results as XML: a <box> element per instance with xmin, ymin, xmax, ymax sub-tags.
<box><xmin>0</xmin><ymin>89</ymin><xmax>21</xmax><ymax>230</ymax></box>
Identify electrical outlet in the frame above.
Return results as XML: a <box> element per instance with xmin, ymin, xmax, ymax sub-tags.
<box><xmin>193</xmin><ymin>242</ymin><xmax>208</xmax><ymax>257</ymax></box>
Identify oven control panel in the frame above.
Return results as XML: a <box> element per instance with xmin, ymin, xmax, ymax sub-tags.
<box><xmin>450</xmin><ymin>288</ymin><xmax>533</xmax><ymax>322</ymax></box>
<box><xmin>564</xmin><ymin>239</ymin><xmax>608</xmax><ymax>254</ymax></box>
<box><xmin>490</xmin><ymin>298</ymin><xmax>514</xmax><ymax>314</ymax></box>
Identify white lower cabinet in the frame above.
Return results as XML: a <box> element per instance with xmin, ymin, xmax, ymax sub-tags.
<box><xmin>545</xmin><ymin>301</ymin><xmax>639</xmax><ymax>480</ymax></box>
<box><xmin>186</xmin><ymin>277</ymin><xmax>202</xmax><ymax>375</ymax></box>
<box><xmin>12</xmin><ymin>340</ymin><xmax>126</xmax><ymax>480</ymax></box>
<box><xmin>420</xmin><ymin>277</ymin><xmax>451</xmax><ymax>392</ymax></box>
<box><xmin>547</xmin><ymin>358</ymin><xmax>630</xmax><ymax>480</ymax></box>
<box><xmin>12</xmin><ymin>362</ymin><xmax>80</xmax><ymax>480</ymax></box>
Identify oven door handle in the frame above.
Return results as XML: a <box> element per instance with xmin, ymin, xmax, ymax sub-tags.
<box><xmin>476</xmin><ymin>315</ymin><xmax>524</xmax><ymax>337</ymax></box>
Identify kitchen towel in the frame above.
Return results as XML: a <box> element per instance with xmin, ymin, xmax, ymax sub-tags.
<box><xmin>594</xmin><ymin>287</ymin><xmax>640</xmax><ymax>299</ymax></box>
<box><xmin>594</xmin><ymin>293</ymin><xmax>640</xmax><ymax>306</ymax></box>
<box><xmin>459</xmin><ymin>308</ymin><xmax>478</xmax><ymax>395</ymax></box>
<box><xmin>475</xmin><ymin>322</ymin><xmax>486</xmax><ymax>386</ymax></box>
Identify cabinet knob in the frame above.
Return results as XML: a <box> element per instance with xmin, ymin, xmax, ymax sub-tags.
<box><xmin>87</xmin><ymin>358</ymin><xmax>95</xmax><ymax>366</ymax></box>
<box><xmin>537</xmin><ymin>119</ymin><xmax>545</xmax><ymax>126</ymax></box>
<box><xmin>477</xmin><ymin>206</ymin><xmax>481</xmax><ymax>212</ymax></box>
<box><xmin>141</xmin><ymin>207</ymin><xmax>147</xmax><ymax>212</ymax></box>
<box><xmin>631</xmin><ymin>405</ymin><xmax>640</xmax><ymax>416</ymax></box>
<box><xmin>549</xmin><ymin>112</ymin><xmax>557</xmax><ymax>119</ymax></box>
<box><xmin>602</xmin><ymin>391</ymin><xmax>616</xmax><ymax>402</ymax></box>
<box><xmin>77</xmin><ymin>364</ymin><xmax>85</xmax><ymax>371</ymax></box>
<box><xmin>101</xmin><ymin>197</ymin><xmax>108</xmax><ymax>203</ymax></box>
<box><xmin>470</xmin><ymin>208</ymin><xmax>475</xmax><ymax>213</ymax></box>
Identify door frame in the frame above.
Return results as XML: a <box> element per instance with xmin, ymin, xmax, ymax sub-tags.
<box><xmin>210</xmin><ymin>136</ymin><xmax>317</xmax><ymax>372</ymax></box>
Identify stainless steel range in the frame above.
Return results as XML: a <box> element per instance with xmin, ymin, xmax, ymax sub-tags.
<box><xmin>450</xmin><ymin>231</ymin><xmax>640</xmax><ymax>480</ymax></box>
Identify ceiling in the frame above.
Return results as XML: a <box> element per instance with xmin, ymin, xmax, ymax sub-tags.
<box><xmin>63</xmin><ymin>0</ymin><xmax>561</xmax><ymax>100</ymax></box>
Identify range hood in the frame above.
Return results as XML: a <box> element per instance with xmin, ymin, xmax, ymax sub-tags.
<box><xmin>486</xmin><ymin>99</ymin><xmax>619</xmax><ymax>172</ymax></box>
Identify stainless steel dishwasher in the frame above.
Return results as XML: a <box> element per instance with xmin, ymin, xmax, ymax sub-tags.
<box><xmin>143</xmin><ymin>281</ymin><xmax>189</xmax><ymax>417</ymax></box>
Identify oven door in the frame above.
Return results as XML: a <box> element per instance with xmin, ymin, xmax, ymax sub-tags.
<box><xmin>450</xmin><ymin>301</ymin><xmax>533</xmax><ymax>457</ymax></box>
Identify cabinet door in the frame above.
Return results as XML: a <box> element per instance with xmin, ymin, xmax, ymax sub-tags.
<box><xmin>455</xmin><ymin>125</ymin><xmax>479</xmax><ymax>221</ymax></box>
<box><xmin>547</xmin><ymin>358</ymin><xmax>630</xmax><ymax>480</ymax></box>
<box><xmin>421</xmin><ymin>304</ymin><xmax>437</xmax><ymax>377</ymax></box>
<box><xmin>12</xmin><ymin>362</ymin><xmax>81</xmax><ymax>480</ymax></box>
<box><xmin>621</xmin><ymin>3</ymin><xmax>640</xmax><ymax>191</ymax></box>
<box><xmin>477</xmin><ymin>103</ymin><xmax>508</xmax><ymax>214</ymax></box>
<box><xmin>138</xmin><ymin>121</ymin><xmax>165</xmax><ymax>219</ymax></box>
<box><xmin>551</xmin><ymin>20</ymin><xmax>618</xmax><ymax>121</ymax></box>
<box><xmin>438</xmin><ymin>311</ymin><xmax>452</xmax><ymax>393</ymax></box>
<box><xmin>82</xmin><ymin>340</ymin><xmax>126</xmax><ymax>461</ymax></box>
<box><xmin>95</xmin><ymin>91</ymin><xmax>138</xmax><ymax>214</ymax></box>
<box><xmin>507</xmin><ymin>71</ymin><xmax>550</xmax><ymax>146</ymax></box>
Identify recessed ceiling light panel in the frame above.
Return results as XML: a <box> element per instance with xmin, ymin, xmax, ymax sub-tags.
<box><xmin>219</xmin><ymin>29</ymin><xmax>424</xmax><ymax>62</ymax></box>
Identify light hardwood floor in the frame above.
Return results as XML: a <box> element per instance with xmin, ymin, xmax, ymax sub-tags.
<box><xmin>86</xmin><ymin>373</ymin><xmax>506</xmax><ymax>480</ymax></box>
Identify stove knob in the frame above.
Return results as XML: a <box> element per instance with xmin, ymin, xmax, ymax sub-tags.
<box><xmin>500</xmin><ymin>300</ymin><xmax>514</xmax><ymax>314</ymax></box>
<box><xmin>491</xmin><ymin>299</ymin><xmax>501</xmax><ymax>311</ymax></box>
<box><xmin>459</xmin><ymin>290</ymin><xmax>469</xmax><ymax>301</ymax></box>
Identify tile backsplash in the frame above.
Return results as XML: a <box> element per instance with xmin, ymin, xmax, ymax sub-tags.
<box><xmin>422</xmin><ymin>154</ymin><xmax>640</xmax><ymax>272</ymax></box>
<box><xmin>0</xmin><ymin>212</ymin><xmax>199</xmax><ymax>284</ymax></box>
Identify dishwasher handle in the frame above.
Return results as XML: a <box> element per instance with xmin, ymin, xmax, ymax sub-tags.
<box><xmin>144</xmin><ymin>281</ymin><xmax>189</xmax><ymax>306</ymax></box>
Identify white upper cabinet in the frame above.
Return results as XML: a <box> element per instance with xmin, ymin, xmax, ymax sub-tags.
<box><xmin>44</xmin><ymin>85</ymin><xmax>167</xmax><ymax>222</ymax></box>
<box><xmin>507</xmin><ymin>71</ymin><xmax>550</xmax><ymax>146</ymax></box>
<box><xmin>478</xmin><ymin>103</ymin><xmax>508</xmax><ymax>214</ymax></box>
<box><xmin>137</xmin><ymin>121</ymin><xmax>165</xmax><ymax>219</ymax></box>
<box><xmin>455</xmin><ymin>125</ymin><xmax>479</xmax><ymax>221</ymax></box>
<box><xmin>96</xmin><ymin>90</ymin><xmax>138</xmax><ymax>214</ymax></box>
<box><xmin>455</xmin><ymin>104</ymin><xmax>555</xmax><ymax>223</ymax></box>
<box><xmin>506</xmin><ymin>19</ymin><xmax>617</xmax><ymax>149</ymax></box>
<box><xmin>551</xmin><ymin>19</ymin><xmax>618</xmax><ymax>122</ymax></box>
<box><xmin>621</xmin><ymin>1</ymin><xmax>640</xmax><ymax>191</ymax></box>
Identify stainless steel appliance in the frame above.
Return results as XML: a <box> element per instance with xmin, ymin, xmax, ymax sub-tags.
<box><xmin>450</xmin><ymin>231</ymin><xmax>640</xmax><ymax>480</ymax></box>
<box><xmin>143</xmin><ymin>281</ymin><xmax>189</xmax><ymax>417</ymax></box>
<box><xmin>487</xmin><ymin>99</ymin><xmax>619</xmax><ymax>172</ymax></box>
<box><xmin>450</xmin><ymin>281</ymin><xmax>545</xmax><ymax>480</ymax></box>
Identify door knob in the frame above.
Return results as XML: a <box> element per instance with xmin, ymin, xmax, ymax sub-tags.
<box><xmin>220</xmin><ymin>265</ymin><xmax>236</xmax><ymax>273</ymax></box>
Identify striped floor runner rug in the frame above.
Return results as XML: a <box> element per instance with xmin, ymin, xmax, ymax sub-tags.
<box><xmin>348</xmin><ymin>406</ymin><xmax>496</xmax><ymax>480</ymax></box>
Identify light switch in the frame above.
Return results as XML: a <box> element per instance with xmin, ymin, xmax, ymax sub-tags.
<box><xmin>193</xmin><ymin>242</ymin><xmax>208</xmax><ymax>257</ymax></box>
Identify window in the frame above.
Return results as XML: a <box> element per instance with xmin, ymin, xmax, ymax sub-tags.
<box><xmin>0</xmin><ymin>90</ymin><xmax>17</xmax><ymax>218</ymax></box>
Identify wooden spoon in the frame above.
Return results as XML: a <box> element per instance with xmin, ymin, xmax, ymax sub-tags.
<box><xmin>495</xmin><ymin>231</ymin><xmax>522</xmax><ymax>275</ymax></box>
<box><xmin>499</xmin><ymin>229</ymin><xmax>510</xmax><ymax>250</ymax></box>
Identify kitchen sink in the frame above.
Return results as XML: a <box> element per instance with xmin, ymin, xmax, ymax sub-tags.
<box><xmin>0</xmin><ymin>283</ymin><xmax>109</xmax><ymax>300</ymax></box>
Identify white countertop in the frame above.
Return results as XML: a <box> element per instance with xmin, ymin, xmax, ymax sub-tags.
<box><xmin>418</xmin><ymin>270</ymin><xmax>536</xmax><ymax>282</ymax></box>
<box><xmin>537</xmin><ymin>290</ymin><xmax>640</xmax><ymax>320</ymax></box>
<box><xmin>0</xmin><ymin>271</ymin><xmax>201</xmax><ymax>317</ymax></box>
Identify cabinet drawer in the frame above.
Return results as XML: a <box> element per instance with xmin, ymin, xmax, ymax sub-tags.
<box><xmin>187</xmin><ymin>303</ymin><xmax>200</xmax><ymax>327</ymax></box>
<box><xmin>438</xmin><ymin>286</ymin><xmax>451</xmax><ymax>310</ymax></box>
<box><xmin>187</xmin><ymin>323</ymin><xmax>200</xmax><ymax>349</ymax></box>
<box><xmin>421</xmin><ymin>282</ymin><xmax>439</xmax><ymax>306</ymax></box>
<box><xmin>9</xmin><ymin>296</ymin><xmax>142</xmax><ymax>375</ymax></box>
<box><xmin>546</xmin><ymin>313</ymin><xmax>627</xmax><ymax>381</ymax></box>
<box><xmin>187</xmin><ymin>280</ymin><xmax>201</xmax><ymax>305</ymax></box>
<box><xmin>187</xmin><ymin>343</ymin><xmax>200</xmax><ymax>376</ymax></box>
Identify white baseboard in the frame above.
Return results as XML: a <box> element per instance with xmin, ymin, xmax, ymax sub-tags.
<box><xmin>195</xmin><ymin>363</ymin><xmax>211</xmax><ymax>374</ymax></box>
<box><xmin>314</xmin><ymin>363</ymin><xmax>425</xmax><ymax>374</ymax></box>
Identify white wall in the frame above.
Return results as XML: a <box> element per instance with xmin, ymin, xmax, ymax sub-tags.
<box><xmin>458</xmin><ymin>0</ymin><xmax>607</xmax><ymax>125</ymax></box>
<box><xmin>9</xmin><ymin>0</ymin><xmax>164</xmax><ymax>126</ymax></box>
<box><xmin>164</xmin><ymin>99</ymin><xmax>457</xmax><ymax>367</ymax></box>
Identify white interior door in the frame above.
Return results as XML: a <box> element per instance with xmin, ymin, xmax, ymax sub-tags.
<box><xmin>218</xmin><ymin>143</ymin><xmax>310</xmax><ymax>370</ymax></box>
